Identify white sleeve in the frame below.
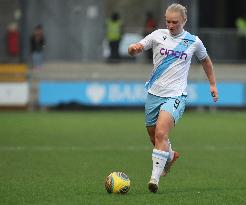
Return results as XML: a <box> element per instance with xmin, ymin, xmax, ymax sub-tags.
<box><xmin>195</xmin><ymin>37</ymin><xmax>208</xmax><ymax>61</ymax></box>
<box><xmin>139</xmin><ymin>32</ymin><xmax>154</xmax><ymax>50</ymax></box>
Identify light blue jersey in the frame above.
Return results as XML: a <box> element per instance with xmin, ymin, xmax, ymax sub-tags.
<box><xmin>139</xmin><ymin>29</ymin><xmax>208</xmax><ymax>97</ymax></box>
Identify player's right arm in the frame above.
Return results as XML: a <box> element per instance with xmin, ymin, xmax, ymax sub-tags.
<box><xmin>128</xmin><ymin>43</ymin><xmax>144</xmax><ymax>56</ymax></box>
<box><xmin>128</xmin><ymin>30</ymin><xmax>155</xmax><ymax>56</ymax></box>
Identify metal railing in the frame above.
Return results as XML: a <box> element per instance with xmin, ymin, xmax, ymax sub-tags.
<box><xmin>1</xmin><ymin>26</ymin><xmax>246</xmax><ymax>63</ymax></box>
<box><xmin>198</xmin><ymin>28</ymin><xmax>246</xmax><ymax>63</ymax></box>
<box><xmin>116</xmin><ymin>27</ymin><xmax>246</xmax><ymax>64</ymax></box>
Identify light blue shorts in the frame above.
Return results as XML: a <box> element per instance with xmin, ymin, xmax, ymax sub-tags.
<box><xmin>145</xmin><ymin>93</ymin><xmax>187</xmax><ymax>126</ymax></box>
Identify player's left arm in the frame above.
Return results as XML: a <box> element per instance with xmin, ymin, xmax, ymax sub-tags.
<box><xmin>201</xmin><ymin>56</ymin><xmax>219</xmax><ymax>102</ymax></box>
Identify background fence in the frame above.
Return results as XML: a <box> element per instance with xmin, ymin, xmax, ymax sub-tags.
<box><xmin>0</xmin><ymin>0</ymin><xmax>246</xmax><ymax>63</ymax></box>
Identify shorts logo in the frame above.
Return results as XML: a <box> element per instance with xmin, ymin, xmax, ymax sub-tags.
<box><xmin>160</xmin><ymin>48</ymin><xmax>188</xmax><ymax>60</ymax></box>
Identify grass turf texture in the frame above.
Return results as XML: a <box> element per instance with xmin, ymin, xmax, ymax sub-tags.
<box><xmin>0</xmin><ymin>111</ymin><xmax>246</xmax><ymax>205</ymax></box>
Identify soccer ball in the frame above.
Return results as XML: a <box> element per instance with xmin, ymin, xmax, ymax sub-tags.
<box><xmin>104</xmin><ymin>172</ymin><xmax>130</xmax><ymax>194</ymax></box>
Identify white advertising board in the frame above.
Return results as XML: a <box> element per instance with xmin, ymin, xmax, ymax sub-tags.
<box><xmin>0</xmin><ymin>83</ymin><xmax>29</xmax><ymax>106</ymax></box>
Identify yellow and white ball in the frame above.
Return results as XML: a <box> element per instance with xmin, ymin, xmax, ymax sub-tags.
<box><xmin>105</xmin><ymin>172</ymin><xmax>130</xmax><ymax>194</ymax></box>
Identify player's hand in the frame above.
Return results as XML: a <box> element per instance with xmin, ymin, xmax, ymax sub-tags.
<box><xmin>128</xmin><ymin>43</ymin><xmax>144</xmax><ymax>56</ymax></box>
<box><xmin>210</xmin><ymin>85</ymin><xmax>219</xmax><ymax>102</ymax></box>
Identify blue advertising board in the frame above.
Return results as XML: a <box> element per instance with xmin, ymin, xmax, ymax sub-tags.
<box><xmin>187</xmin><ymin>82</ymin><xmax>245</xmax><ymax>106</ymax></box>
<box><xmin>39</xmin><ymin>81</ymin><xmax>147</xmax><ymax>106</ymax></box>
<box><xmin>39</xmin><ymin>81</ymin><xmax>245</xmax><ymax>107</ymax></box>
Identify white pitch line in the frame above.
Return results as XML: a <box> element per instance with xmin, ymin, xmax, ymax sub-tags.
<box><xmin>0</xmin><ymin>145</ymin><xmax>245</xmax><ymax>152</ymax></box>
<box><xmin>0</xmin><ymin>145</ymin><xmax>151</xmax><ymax>152</ymax></box>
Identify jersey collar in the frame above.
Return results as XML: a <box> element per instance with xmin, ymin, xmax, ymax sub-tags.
<box><xmin>170</xmin><ymin>30</ymin><xmax>185</xmax><ymax>38</ymax></box>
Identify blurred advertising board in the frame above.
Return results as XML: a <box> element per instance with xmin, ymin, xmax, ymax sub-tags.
<box><xmin>0</xmin><ymin>83</ymin><xmax>29</xmax><ymax>106</ymax></box>
<box><xmin>39</xmin><ymin>81</ymin><xmax>245</xmax><ymax>107</ymax></box>
<box><xmin>187</xmin><ymin>82</ymin><xmax>245</xmax><ymax>106</ymax></box>
<box><xmin>39</xmin><ymin>81</ymin><xmax>147</xmax><ymax>106</ymax></box>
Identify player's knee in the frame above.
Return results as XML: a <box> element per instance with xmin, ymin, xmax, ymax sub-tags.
<box><xmin>155</xmin><ymin>130</ymin><xmax>168</xmax><ymax>143</ymax></box>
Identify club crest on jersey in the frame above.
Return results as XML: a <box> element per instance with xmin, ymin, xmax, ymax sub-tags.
<box><xmin>163</xmin><ymin>35</ymin><xmax>167</xmax><ymax>40</ymax></box>
<box><xmin>160</xmin><ymin>48</ymin><xmax>188</xmax><ymax>60</ymax></box>
<box><xmin>182</xmin><ymin>40</ymin><xmax>189</xmax><ymax>47</ymax></box>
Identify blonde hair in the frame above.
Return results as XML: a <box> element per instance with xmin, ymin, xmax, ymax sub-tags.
<box><xmin>166</xmin><ymin>3</ymin><xmax>187</xmax><ymax>21</ymax></box>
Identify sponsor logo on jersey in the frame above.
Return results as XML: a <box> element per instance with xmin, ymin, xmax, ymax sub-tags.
<box><xmin>159</xmin><ymin>48</ymin><xmax>188</xmax><ymax>60</ymax></box>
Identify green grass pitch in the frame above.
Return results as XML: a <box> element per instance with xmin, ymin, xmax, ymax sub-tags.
<box><xmin>0</xmin><ymin>110</ymin><xmax>246</xmax><ymax>205</ymax></box>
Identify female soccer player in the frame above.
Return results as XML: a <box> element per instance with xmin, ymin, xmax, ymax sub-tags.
<box><xmin>128</xmin><ymin>3</ymin><xmax>219</xmax><ymax>193</ymax></box>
